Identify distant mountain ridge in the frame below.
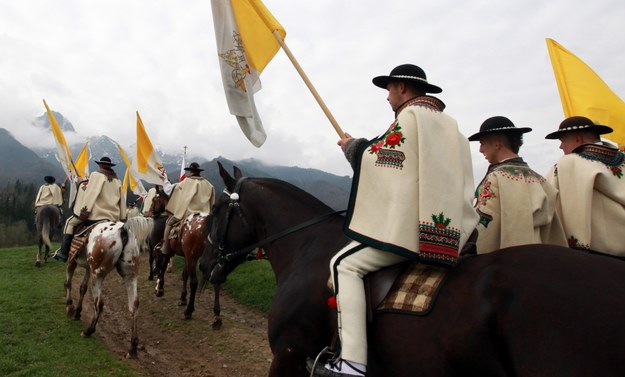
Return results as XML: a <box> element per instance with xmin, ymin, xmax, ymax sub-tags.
<box><xmin>1</xmin><ymin>120</ymin><xmax>351</xmax><ymax>209</ymax></box>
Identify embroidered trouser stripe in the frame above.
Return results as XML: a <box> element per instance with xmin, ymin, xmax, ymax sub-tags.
<box><xmin>330</xmin><ymin>240</ymin><xmax>407</xmax><ymax>365</ymax></box>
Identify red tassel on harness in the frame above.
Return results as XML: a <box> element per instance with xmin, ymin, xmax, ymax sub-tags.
<box><xmin>256</xmin><ymin>248</ymin><xmax>264</xmax><ymax>260</ymax></box>
<box><xmin>327</xmin><ymin>296</ymin><xmax>337</xmax><ymax>310</ymax></box>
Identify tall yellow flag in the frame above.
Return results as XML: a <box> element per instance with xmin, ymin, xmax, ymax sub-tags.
<box><xmin>546</xmin><ymin>38</ymin><xmax>625</xmax><ymax>146</ymax></box>
<box><xmin>43</xmin><ymin>99</ymin><xmax>79</xmax><ymax>206</ymax></box>
<box><xmin>212</xmin><ymin>0</ymin><xmax>286</xmax><ymax>147</ymax></box>
<box><xmin>117</xmin><ymin>142</ymin><xmax>147</xmax><ymax>196</ymax></box>
<box><xmin>130</xmin><ymin>111</ymin><xmax>169</xmax><ymax>186</ymax></box>
<box><xmin>74</xmin><ymin>141</ymin><xmax>90</xmax><ymax>179</ymax></box>
<box><xmin>43</xmin><ymin>99</ymin><xmax>76</xmax><ymax>178</ymax></box>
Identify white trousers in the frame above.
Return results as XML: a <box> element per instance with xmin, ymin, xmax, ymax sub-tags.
<box><xmin>330</xmin><ymin>240</ymin><xmax>407</xmax><ymax>365</ymax></box>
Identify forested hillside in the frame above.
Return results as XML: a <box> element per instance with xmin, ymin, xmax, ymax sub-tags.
<box><xmin>0</xmin><ymin>180</ymin><xmax>42</xmax><ymax>247</ymax></box>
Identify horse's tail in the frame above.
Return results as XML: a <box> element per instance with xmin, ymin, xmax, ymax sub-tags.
<box><xmin>124</xmin><ymin>216</ymin><xmax>154</xmax><ymax>253</ymax></box>
<box><xmin>41</xmin><ymin>213</ymin><xmax>52</xmax><ymax>249</ymax></box>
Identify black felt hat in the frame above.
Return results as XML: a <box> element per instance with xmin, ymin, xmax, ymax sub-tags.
<box><xmin>184</xmin><ymin>162</ymin><xmax>204</xmax><ymax>172</ymax></box>
<box><xmin>94</xmin><ymin>156</ymin><xmax>116</xmax><ymax>166</ymax></box>
<box><xmin>468</xmin><ymin>116</ymin><xmax>532</xmax><ymax>141</ymax></box>
<box><xmin>44</xmin><ymin>176</ymin><xmax>56</xmax><ymax>184</ymax></box>
<box><xmin>545</xmin><ymin>116</ymin><xmax>613</xmax><ymax>139</ymax></box>
<box><xmin>372</xmin><ymin>64</ymin><xmax>442</xmax><ymax>94</ymax></box>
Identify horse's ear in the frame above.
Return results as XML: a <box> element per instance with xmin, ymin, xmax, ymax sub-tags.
<box><xmin>233</xmin><ymin>166</ymin><xmax>242</xmax><ymax>179</ymax></box>
<box><xmin>217</xmin><ymin>161</ymin><xmax>237</xmax><ymax>192</ymax></box>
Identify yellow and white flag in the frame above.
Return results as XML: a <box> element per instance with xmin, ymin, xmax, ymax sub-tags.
<box><xmin>130</xmin><ymin>111</ymin><xmax>169</xmax><ymax>187</ymax></box>
<box><xmin>211</xmin><ymin>0</ymin><xmax>286</xmax><ymax>147</ymax></box>
<box><xmin>43</xmin><ymin>99</ymin><xmax>78</xmax><ymax>205</ymax></box>
<box><xmin>546</xmin><ymin>38</ymin><xmax>625</xmax><ymax>146</ymax></box>
<box><xmin>74</xmin><ymin>141</ymin><xmax>90</xmax><ymax>179</ymax></box>
<box><xmin>117</xmin><ymin>142</ymin><xmax>148</xmax><ymax>197</ymax></box>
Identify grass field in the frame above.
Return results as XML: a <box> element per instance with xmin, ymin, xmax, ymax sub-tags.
<box><xmin>0</xmin><ymin>244</ymin><xmax>275</xmax><ymax>377</ymax></box>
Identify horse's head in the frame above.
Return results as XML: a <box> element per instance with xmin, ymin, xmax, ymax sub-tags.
<box><xmin>200</xmin><ymin>162</ymin><xmax>256</xmax><ymax>284</ymax></box>
<box><xmin>150</xmin><ymin>186</ymin><xmax>169</xmax><ymax>216</ymax></box>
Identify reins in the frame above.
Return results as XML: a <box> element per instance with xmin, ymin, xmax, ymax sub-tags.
<box><xmin>214</xmin><ymin>177</ymin><xmax>345</xmax><ymax>265</ymax></box>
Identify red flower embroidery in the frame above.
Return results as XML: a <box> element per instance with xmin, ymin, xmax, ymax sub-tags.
<box><xmin>370</xmin><ymin>141</ymin><xmax>384</xmax><ymax>153</ymax></box>
<box><xmin>385</xmin><ymin>132</ymin><xmax>403</xmax><ymax>146</ymax></box>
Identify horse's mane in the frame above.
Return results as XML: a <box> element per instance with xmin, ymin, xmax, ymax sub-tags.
<box><xmin>249</xmin><ymin>177</ymin><xmax>335</xmax><ymax>213</ymax></box>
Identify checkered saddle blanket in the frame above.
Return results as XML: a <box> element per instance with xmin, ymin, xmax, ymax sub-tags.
<box><xmin>376</xmin><ymin>263</ymin><xmax>448</xmax><ymax>315</ymax></box>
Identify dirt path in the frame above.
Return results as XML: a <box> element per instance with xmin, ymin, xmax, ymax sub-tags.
<box><xmin>71</xmin><ymin>253</ymin><xmax>273</xmax><ymax>377</ymax></box>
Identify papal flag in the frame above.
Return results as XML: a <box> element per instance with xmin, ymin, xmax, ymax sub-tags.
<box><xmin>117</xmin><ymin>142</ymin><xmax>148</xmax><ymax>197</ymax></box>
<box><xmin>74</xmin><ymin>141</ymin><xmax>90</xmax><ymax>179</ymax></box>
<box><xmin>211</xmin><ymin>0</ymin><xmax>286</xmax><ymax>147</ymax></box>
<box><xmin>43</xmin><ymin>99</ymin><xmax>78</xmax><ymax>205</ymax></box>
<box><xmin>546</xmin><ymin>38</ymin><xmax>625</xmax><ymax>146</ymax></box>
<box><xmin>130</xmin><ymin>111</ymin><xmax>170</xmax><ymax>187</ymax></box>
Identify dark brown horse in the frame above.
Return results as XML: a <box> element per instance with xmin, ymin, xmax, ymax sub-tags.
<box><xmin>34</xmin><ymin>204</ymin><xmax>62</xmax><ymax>267</ymax></box>
<box><xmin>150</xmin><ymin>187</ymin><xmax>222</xmax><ymax>326</ymax></box>
<box><xmin>199</xmin><ymin>162</ymin><xmax>625</xmax><ymax>377</ymax></box>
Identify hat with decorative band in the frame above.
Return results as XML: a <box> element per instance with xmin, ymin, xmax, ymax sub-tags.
<box><xmin>372</xmin><ymin>64</ymin><xmax>442</xmax><ymax>94</ymax></box>
<box><xmin>184</xmin><ymin>162</ymin><xmax>204</xmax><ymax>172</ymax></box>
<box><xmin>545</xmin><ymin>116</ymin><xmax>613</xmax><ymax>139</ymax></box>
<box><xmin>468</xmin><ymin>116</ymin><xmax>532</xmax><ymax>141</ymax></box>
<box><xmin>94</xmin><ymin>156</ymin><xmax>116</xmax><ymax>166</ymax></box>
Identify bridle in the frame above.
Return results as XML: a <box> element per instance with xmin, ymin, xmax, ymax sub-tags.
<box><xmin>212</xmin><ymin>177</ymin><xmax>345</xmax><ymax>267</ymax></box>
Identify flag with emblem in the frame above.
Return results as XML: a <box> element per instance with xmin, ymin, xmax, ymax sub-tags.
<box><xmin>131</xmin><ymin>111</ymin><xmax>170</xmax><ymax>186</ymax></box>
<box><xmin>211</xmin><ymin>0</ymin><xmax>286</xmax><ymax>147</ymax></box>
<box><xmin>546</xmin><ymin>38</ymin><xmax>625</xmax><ymax>147</ymax></box>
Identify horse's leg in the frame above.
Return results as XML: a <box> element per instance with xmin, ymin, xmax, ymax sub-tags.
<box><xmin>183</xmin><ymin>257</ymin><xmax>199</xmax><ymax>320</ymax></box>
<box><xmin>179</xmin><ymin>263</ymin><xmax>189</xmax><ymax>308</ymax></box>
<box><xmin>211</xmin><ymin>283</ymin><xmax>223</xmax><ymax>330</ymax></box>
<box><xmin>35</xmin><ymin>238</ymin><xmax>43</xmax><ymax>267</ymax></box>
<box><xmin>64</xmin><ymin>259</ymin><xmax>79</xmax><ymax>317</ymax></box>
<box><xmin>74</xmin><ymin>267</ymin><xmax>90</xmax><ymax>320</ymax></box>
<box><xmin>119</xmin><ymin>256</ymin><xmax>140</xmax><ymax>358</ymax></box>
<box><xmin>148</xmin><ymin>246</ymin><xmax>155</xmax><ymax>281</ymax></box>
<box><xmin>155</xmin><ymin>252</ymin><xmax>170</xmax><ymax>297</ymax></box>
<box><xmin>82</xmin><ymin>273</ymin><xmax>104</xmax><ymax>338</ymax></box>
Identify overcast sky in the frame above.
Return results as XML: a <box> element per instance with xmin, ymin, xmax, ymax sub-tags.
<box><xmin>1</xmin><ymin>0</ymin><xmax>624</xmax><ymax>181</ymax></box>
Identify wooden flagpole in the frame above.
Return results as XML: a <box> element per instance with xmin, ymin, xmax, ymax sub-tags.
<box><xmin>272</xmin><ymin>30</ymin><xmax>346</xmax><ymax>139</ymax></box>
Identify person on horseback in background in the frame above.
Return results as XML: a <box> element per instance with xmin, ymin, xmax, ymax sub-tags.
<box><xmin>34</xmin><ymin>175</ymin><xmax>64</xmax><ymax>220</ymax></box>
<box><xmin>53</xmin><ymin>157</ymin><xmax>126</xmax><ymax>262</ymax></box>
<box><xmin>469</xmin><ymin>116</ymin><xmax>568</xmax><ymax>253</ymax></box>
<box><xmin>141</xmin><ymin>186</ymin><xmax>158</xmax><ymax>216</ymax></box>
<box><xmin>308</xmin><ymin>64</ymin><xmax>479</xmax><ymax>377</ymax></box>
<box><xmin>160</xmin><ymin>162</ymin><xmax>215</xmax><ymax>256</ymax></box>
<box><xmin>544</xmin><ymin>116</ymin><xmax>625</xmax><ymax>256</ymax></box>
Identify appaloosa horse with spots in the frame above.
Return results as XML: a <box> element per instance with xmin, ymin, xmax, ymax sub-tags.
<box><xmin>34</xmin><ymin>204</ymin><xmax>62</xmax><ymax>267</ymax></box>
<box><xmin>200</xmin><ymin>162</ymin><xmax>625</xmax><ymax>377</ymax></box>
<box><xmin>64</xmin><ymin>219</ymin><xmax>144</xmax><ymax>358</ymax></box>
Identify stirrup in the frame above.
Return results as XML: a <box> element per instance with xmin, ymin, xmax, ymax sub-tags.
<box><xmin>307</xmin><ymin>346</ymin><xmax>335</xmax><ymax>377</ymax></box>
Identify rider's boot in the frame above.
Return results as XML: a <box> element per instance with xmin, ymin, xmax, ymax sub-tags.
<box><xmin>53</xmin><ymin>234</ymin><xmax>74</xmax><ymax>262</ymax></box>
<box><xmin>307</xmin><ymin>357</ymin><xmax>366</xmax><ymax>377</ymax></box>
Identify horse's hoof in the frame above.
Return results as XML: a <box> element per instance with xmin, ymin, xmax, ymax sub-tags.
<box><xmin>155</xmin><ymin>290</ymin><xmax>164</xmax><ymax>297</ymax></box>
<box><xmin>126</xmin><ymin>352</ymin><xmax>138</xmax><ymax>359</ymax></box>
<box><xmin>80</xmin><ymin>331</ymin><xmax>89</xmax><ymax>338</ymax></box>
<box><xmin>148</xmin><ymin>276</ymin><xmax>153</xmax><ymax>281</ymax></box>
<box><xmin>178</xmin><ymin>300</ymin><xmax>187</xmax><ymax>306</ymax></box>
<box><xmin>35</xmin><ymin>261</ymin><xmax>41</xmax><ymax>267</ymax></box>
<box><xmin>184</xmin><ymin>312</ymin><xmax>192</xmax><ymax>320</ymax></box>
<box><xmin>66</xmin><ymin>306</ymin><xmax>75</xmax><ymax>317</ymax></box>
<box><xmin>212</xmin><ymin>317</ymin><xmax>223</xmax><ymax>330</ymax></box>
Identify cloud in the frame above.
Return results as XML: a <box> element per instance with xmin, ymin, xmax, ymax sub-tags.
<box><xmin>0</xmin><ymin>0</ymin><xmax>624</xmax><ymax>180</ymax></box>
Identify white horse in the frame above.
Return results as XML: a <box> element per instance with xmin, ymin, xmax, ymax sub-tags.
<box><xmin>63</xmin><ymin>219</ymin><xmax>150</xmax><ymax>358</ymax></box>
